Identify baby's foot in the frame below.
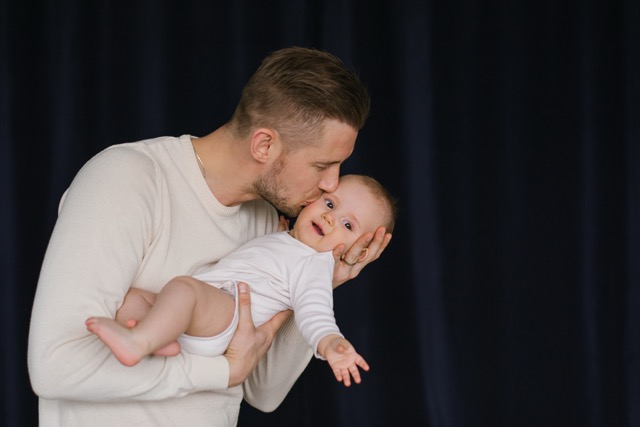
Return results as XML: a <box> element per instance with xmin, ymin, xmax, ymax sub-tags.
<box><xmin>86</xmin><ymin>317</ymin><xmax>146</xmax><ymax>366</ymax></box>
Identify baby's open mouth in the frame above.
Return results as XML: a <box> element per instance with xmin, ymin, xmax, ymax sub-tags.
<box><xmin>312</xmin><ymin>223</ymin><xmax>324</xmax><ymax>236</ymax></box>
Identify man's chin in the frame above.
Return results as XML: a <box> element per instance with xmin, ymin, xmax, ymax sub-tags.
<box><xmin>287</xmin><ymin>206</ymin><xmax>304</xmax><ymax>217</ymax></box>
<box><xmin>274</xmin><ymin>204</ymin><xmax>302</xmax><ymax>218</ymax></box>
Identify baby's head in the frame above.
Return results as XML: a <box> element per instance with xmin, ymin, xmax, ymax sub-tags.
<box><xmin>290</xmin><ymin>174</ymin><xmax>396</xmax><ymax>254</ymax></box>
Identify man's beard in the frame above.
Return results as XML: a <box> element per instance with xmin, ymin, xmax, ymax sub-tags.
<box><xmin>253</xmin><ymin>155</ymin><xmax>302</xmax><ymax>217</ymax></box>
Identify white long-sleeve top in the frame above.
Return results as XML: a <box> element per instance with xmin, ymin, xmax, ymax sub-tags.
<box><xmin>27</xmin><ymin>135</ymin><xmax>313</xmax><ymax>427</ymax></box>
<box><xmin>194</xmin><ymin>232</ymin><xmax>341</xmax><ymax>358</ymax></box>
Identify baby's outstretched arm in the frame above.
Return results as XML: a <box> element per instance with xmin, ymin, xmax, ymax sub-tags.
<box><xmin>317</xmin><ymin>334</ymin><xmax>370</xmax><ymax>387</ymax></box>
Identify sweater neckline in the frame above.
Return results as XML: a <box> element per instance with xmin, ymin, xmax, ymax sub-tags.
<box><xmin>179</xmin><ymin>134</ymin><xmax>242</xmax><ymax>217</ymax></box>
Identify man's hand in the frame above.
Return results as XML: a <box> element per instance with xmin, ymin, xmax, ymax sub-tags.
<box><xmin>224</xmin><ymin>282</ymin><xmax>292</xmax><ymax>387</ymax></box>
<box><xmin>277</xmin><ymin>215</ymin><xmax>290</xmax><ymax>232</ymax></box>
<box><xmin>332</xmin><ymin>226</ymin><xmax>392</xmax><ymax>288</ymax></box>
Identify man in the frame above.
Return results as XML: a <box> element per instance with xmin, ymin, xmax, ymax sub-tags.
<box><xmin>28</xmin><ymin>46</ymin><xmax>391</xmax><ymax>426</ymax></box>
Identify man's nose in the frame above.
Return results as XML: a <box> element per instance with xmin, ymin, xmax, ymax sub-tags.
<box><xmin>318</xmin><ymin>169</ymin><xmax>339</xmax><ymax>193</ymax></box>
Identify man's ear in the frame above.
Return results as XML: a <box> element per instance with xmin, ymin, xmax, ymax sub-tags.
<box><xmin>250</xmin><ymin>128</ymin><xmax>279</xmax><ymax>163</ymax></box>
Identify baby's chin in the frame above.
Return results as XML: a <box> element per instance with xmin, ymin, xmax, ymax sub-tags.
<box><xmin>318</xmin><ymin>241</ymin><xmax>347</xmax><ymax>254</ymax></box>
<box><xmin>300</xmin><ymin>238</ymin><xmax>334</xmax><ymax>254</ymax></box>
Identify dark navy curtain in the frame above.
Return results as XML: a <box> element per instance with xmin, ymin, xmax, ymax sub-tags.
<box><xmin>2</xmin><ymin>1</ymin><xmax>638</xmax><ymax>426</ymax></box>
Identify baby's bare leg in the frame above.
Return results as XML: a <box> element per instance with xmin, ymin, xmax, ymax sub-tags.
<box><xmin>177</xmin><ymin>278</ymin><xmax>236</xmax><ymax>338</ymax></box>
<box><xmin>115</xmin><ymin>287</ymin><xmax>179</xmax><ymax>356</ymax></box>
<box><xmin>87</xmin><ymin>276</ymin><xmax>235</xmax><ymax>366</ymax></box>
<box><xmin>115</xmin><ymin>288</ymin><xmax>156</xmax><ymax>327</ymax></box>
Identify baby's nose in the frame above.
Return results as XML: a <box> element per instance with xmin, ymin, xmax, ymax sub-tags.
<box><xmin>322</xmin><ymin>213</ymin><xmax>334</xmax><ymax>226</ymax></box>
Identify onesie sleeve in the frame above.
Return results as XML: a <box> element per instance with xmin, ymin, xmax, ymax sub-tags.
<box><xmin>242</xmin><ymin>250</ymin><xmax>335</xmax><ymax>412</ymax></box>
<box><xmin>28</xmin><ymin>147</ymin><xmax>228</xmax><ymax>402</ymax></box>
<box><xmin>289</xmin><ymin>254</ymin><xmax>342</xmax><ymax>359</ymax></box>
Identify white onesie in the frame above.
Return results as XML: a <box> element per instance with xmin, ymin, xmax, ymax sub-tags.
<box><xmin>178</xmin><ymin>231</ymin><xmax>342</xmax><ymax>359</ymax></box>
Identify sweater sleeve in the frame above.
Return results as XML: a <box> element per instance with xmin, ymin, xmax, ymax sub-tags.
<box><xmin>27</xmin><ymin>147</ymin><xmax>228</xmax><ymax>402</ymax></box>
<box><xmin>242</xmin><ymin>316</ymin><xmax>313</xmax><ymax>412</ymax></box>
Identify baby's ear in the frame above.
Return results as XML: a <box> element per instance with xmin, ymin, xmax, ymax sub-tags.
<box><xmin>357</xmin><ymin>247</ymin><xmax>369</xmax><ymax>262</ymax></box>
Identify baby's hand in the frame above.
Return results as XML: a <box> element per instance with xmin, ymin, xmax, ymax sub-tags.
<box><xmin>324</xmin><ymin>337</ymin><xmax>370</xmax><ymax>387</ymax></box>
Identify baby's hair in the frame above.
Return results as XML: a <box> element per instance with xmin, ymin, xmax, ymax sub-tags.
<box><xmin>344</xmin><ymin>174</ymin><xmax>397</xmax><ymax>234</ymax></box>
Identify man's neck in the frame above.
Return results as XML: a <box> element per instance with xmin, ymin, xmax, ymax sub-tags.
<box><xmin>193</xmin><ymin>126</ymin><xmax>260</xmax><ymax>207</ymax></box>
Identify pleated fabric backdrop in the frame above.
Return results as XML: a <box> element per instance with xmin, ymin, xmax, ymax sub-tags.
<box><xmin>1</xmin><ymin>1</ymin><xmax>638</xmax><ymax>426</ymax></box>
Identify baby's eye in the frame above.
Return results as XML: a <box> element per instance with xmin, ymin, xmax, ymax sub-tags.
<box><xmin>324</xmin><ymin>199</ymin><xmax>334</xmax><ymax>209</ymax></box>
<box><xmin>343</xmin><ymin>221</ymin><xmax>353</xmax><ymax>231</ymax></box>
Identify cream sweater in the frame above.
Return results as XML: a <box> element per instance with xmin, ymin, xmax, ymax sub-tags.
<box><xmin>27</xmin><ymin>135</ymin><xmax>313</xmax><ymax>427</ymax></box>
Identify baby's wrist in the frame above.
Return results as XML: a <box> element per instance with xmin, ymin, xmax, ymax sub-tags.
<box><xmin>317</xmin><ymin>334</ymin><xmax>341</xmax><ymax>357</ymax></box>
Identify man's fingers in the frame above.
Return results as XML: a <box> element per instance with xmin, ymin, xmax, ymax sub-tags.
<box><xmin>362</xmin><ymin>227</ymin><xmax>391</xmax><ymax>262</ymax></box>
<box><xmin>332</xmin><ymin>227</ymin><xmax>392</xmax><ymax>287</ymax></box>
<box><xmin>341</xmin><ymin>226</ymin><xmax>391</xmax><ymax>266</ymax></box>
<box><xmin>235</xmin><ymin>282</ymin><xmax>253</xmax><ymax>329</ymax></box>
<box><xmin>332</xmin><ymin>243</ymin><xmax>347</xmax><ymax>264</ymax></box>
<box><xmin>259</xmin><ymin>309</ymin><xmax>293</xmax><ymax>339</ymax></box>
<box><xmin>339</xmin><ymin>232</ymin><xmax>373</xmax><ymax>266</ymax></box>
<box><xmin>277</xmin><ymin>215</ymin><xmax>290</xmax><ymax>232</ymax></box>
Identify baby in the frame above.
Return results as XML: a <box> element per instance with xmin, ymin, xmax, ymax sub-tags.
<box><xmin>86</xmin><ymin>174</ymin><xmax>396</xmax><ymax>386</ymax></box>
